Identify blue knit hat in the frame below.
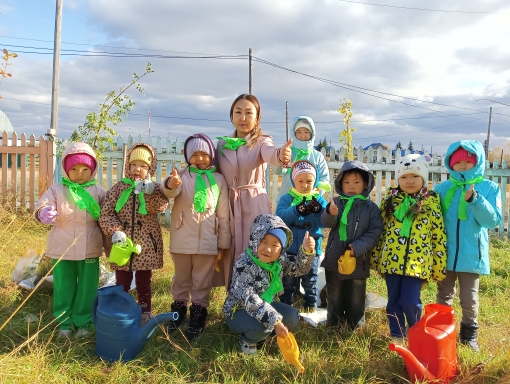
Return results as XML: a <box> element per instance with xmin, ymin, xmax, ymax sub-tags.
<box><xmin>266</xmin><ymin>228</ymin><xmax>287</xmax><ymax>248</ymax></box>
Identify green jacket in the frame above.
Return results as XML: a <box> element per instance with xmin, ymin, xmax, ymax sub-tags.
<box><xmin>371</xmin><ymin>187</ymin><xmax>447</xmax><ymax>282</ymax></box>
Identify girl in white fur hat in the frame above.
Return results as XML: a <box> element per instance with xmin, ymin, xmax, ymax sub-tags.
<box><xmin>371</xmin><ymin>154</ymin><xmax>447</xmax><ymax>339</ymax></box>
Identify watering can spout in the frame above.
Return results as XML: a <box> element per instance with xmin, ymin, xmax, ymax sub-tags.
<box><xmin>132</xmin><ymin>312</ymin><xmax>179</xmax><ymax>343</ymax></box>
<box><xmin>389</xmin><ymin>343</ymin><xmax>437</xmax><ymax>382</ymax></box>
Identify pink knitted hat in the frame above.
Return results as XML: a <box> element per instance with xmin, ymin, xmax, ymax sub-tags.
<box><xmin>449</xmin><ymin>147</ymin><xmax>477</xmax><ymax>169</ymax></box>
<box><xmin>64</xmin><ymin>153</ymin><xmax>96</xmax><ymax>175</ymax></box>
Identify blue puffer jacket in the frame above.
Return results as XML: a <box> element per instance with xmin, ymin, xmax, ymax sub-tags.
<box><xmin>434</xmin><ymin>140</ymin><xmax>502</xmax><ymax>275</ymax></box>
<box><xmin>276</xmin><ymin>161</ymin><xmax>327</xmax><ymax>256</ymax></box>
<box><xmin>275</xmin><ymin>116</ymin><xmax>329</xmax><ymax>203</ymax></box>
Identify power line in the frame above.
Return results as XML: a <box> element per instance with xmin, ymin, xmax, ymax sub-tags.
<box><xmin>0</xmin><ymin>97</ymin><xmax>487</xmax><ymax>124</ymax></box>
<box><xmin>0</xmin><ymin>35</ymin><xmax>227</xmax><ymax>56</ymax></box>
<box><xmin>354</xmin><ymin>117</ymin><xmax>488</xmax><ymax>141</ymax></box>
<box><xmin>336</xmin><ymin>0</ymin><xmax>500</xmax><ymax>14</ymax></box>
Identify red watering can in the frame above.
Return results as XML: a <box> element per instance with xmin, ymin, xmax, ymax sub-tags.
<box><xmin>389</xmin><ymin>303</ymin><xmax>459</xmax><ymax>383</ymax></box>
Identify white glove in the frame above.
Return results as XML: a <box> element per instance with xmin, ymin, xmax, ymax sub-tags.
<box><xmin>112</xmin><ymin>231</ymin><xmax>127</xmax><ymax>245</ymax></box>
<box><xmin>135</xmin><ymin>173</ymin><xmax>154</xmax><ymax>195</ymax></box>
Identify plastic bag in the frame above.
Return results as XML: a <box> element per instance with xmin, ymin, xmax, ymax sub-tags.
<box><xmin>11</xmin><ymin>249</ymin><xmax>45</xmax><ymax>282</ymax></box>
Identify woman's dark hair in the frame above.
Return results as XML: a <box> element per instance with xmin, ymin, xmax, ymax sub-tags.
<box><xmin>230</xmin><ymin>94</ymin><xmax>264</xmax><ymax>148</ymax></box>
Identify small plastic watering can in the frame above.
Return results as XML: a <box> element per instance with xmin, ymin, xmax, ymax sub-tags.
<box><xmin>389</xmin><ymin>303</ymin><xmax>458</xmax><ymax>383</ymax></box>
<box><xmin>109</xmin><ymin>238</ymin><xmax>141</xmax><ymax>267</ymax></box>
<box><xmin>277</xmin><ymin>332</ymin><xmax>305</xmax><ymax>373</ymax></box>
<box><xmin>92</xmin><ymin>285</ymin><xmax>178</xmax><ymax>362</ymax></box>
<box><xmin>338</xmin><ymin>250</ymin><xmax>356</xmax><ymax>275</ymax></box>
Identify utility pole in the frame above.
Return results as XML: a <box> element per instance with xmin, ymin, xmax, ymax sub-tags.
<box><xmin>285</xmin><ymin>101</ymin><xmax>289</xmax><ymax>141</ymax></box>
<box><xmin>248</xmin><ymin>48</ymin><xmax>252</xmax><ymax>95</ymax></box>
<box><xmin>148</xmin><ymin>111</ymin><xmax>151</xmax><ymax>137</ymax></box>
<box><xmin>486</xmin><ymin>107</ymin><xmax>492</xmax><ymax>160</ymax></box>
<box><xmin>49</xmin><ymin>0</ymin><xmax>63</xmax><ymax>139</ymax></box>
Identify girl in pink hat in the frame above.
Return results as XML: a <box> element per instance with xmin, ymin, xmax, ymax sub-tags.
<box><xmin>35</xmin><ymin>142</ymin><xmax>109</xmax><ymax>339</ymax></box>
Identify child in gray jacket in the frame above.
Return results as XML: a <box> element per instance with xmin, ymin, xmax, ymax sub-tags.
<box><xmin>321</xmin><ymin>161</ymin><xmax>383</xmax><ymax>329</ymax></box>
<box><xmin>223</xmin><ymin>214</ymin><xmax>315</xmax><ymax>354</ymax></box>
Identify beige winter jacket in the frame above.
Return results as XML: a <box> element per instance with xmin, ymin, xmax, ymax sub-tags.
<box><xmin>35</xmin><ymin>142</ymin><xmax>108</xmax><ymax>260</ymax></box>
<box><xmin>162</xmin><ymin>168</ymin><xmax>231</xmax><ymax>255</ymax></box>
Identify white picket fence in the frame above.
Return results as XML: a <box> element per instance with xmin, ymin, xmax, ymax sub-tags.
<box><xmin>53</xmin><ymin>136</ymin><xmax>510</xmax><ymax>236</ymax></box>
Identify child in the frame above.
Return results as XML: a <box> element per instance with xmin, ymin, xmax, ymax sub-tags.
<box><xmin>321</xmin><ymin>161</ymin><xmax>383</xmax><ymax>329</ymax></box>
<box><xmin>372</xmin><ymin>154</ymin><xmax>447</xmax><ymax>339</ymax></box>
<box><xmin>276</xmin><ymin>160</ymin><xmax>327</xmax><ymax>311</ymax></box>
<box><xmin>161</xmin><ymin>134</ymin><xmax>231</xmax><ymax>341</ymax></box>
<box><xmin>99</xmin><ymin>143</ymin><xmax>168</xmax><ymax>326</ymax></box>
<box><xmin>223</xmin><ymin>214</ymin><xmax>315</xmax><ymax>354</ymax></box>
<box><xmin>35</xmin><ymin>142</ymin><xmax>107</xmax><ymax>338</ymax></box>
<box><xmin>435</xmin><ymin>141</ymin><xmax>502</xmax><ymax>351</ymax></box>
<box><xmin>275</xmin><ymin>116</ymin><xmax>329</xmax><ymax>204</ymax></box>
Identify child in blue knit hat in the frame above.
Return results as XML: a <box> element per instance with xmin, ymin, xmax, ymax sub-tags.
<box><xmin>223</xmin><ymin>214</ymin><xmax>315</xmax><ymax>354</ymax></box>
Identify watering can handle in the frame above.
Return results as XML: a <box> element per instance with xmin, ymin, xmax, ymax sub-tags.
<box><xmin>92</xmin><ymin>293</ymin><xmax>99</xmax><ymax>326</ymax></box>
<box><xmin>418</xmin><ymin>309</ymin><xmax>438</xmax><ymax>335</ymax></box>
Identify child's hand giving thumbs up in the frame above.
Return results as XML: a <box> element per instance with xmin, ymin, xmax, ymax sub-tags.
<box><xmin>166</xmin><ymin>168</ymin><xmax>182</xmax><ymax>189</ymax></box>
<box><xmin>303</xmin><ymin>231</ymin><xmax>315</xmax><ymax>254</ymax></box>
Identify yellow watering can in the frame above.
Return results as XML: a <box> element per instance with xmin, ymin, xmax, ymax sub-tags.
<box><xmin>277</xmin><ymin>332</ymin><xmax>305</xmax><ymax>373</ymax></box>
<box><xmin>109</xmin><ymin>237</ymin><xmax>141</xmax><ymax>267</ymax></box>
<box><xmin>338</xmin><ymin>249</ymin><xmax>356</xmax><ymax>275</ymax></box>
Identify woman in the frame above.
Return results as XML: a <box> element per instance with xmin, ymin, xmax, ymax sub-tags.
<box><xmin>213</xmin><ymin>94</ymin><xmax>292</xmax><ymax>287</ymax></box>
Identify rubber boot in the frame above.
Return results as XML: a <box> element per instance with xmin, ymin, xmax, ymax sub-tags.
<box><xmin>460</xmin><ymin>322</ymin><xmax>480</xmax><ymax>352</ymax></box>
<box><xmin>167</xmin><ymin>301</ymin><xmax>187</xmax><ymax>333</ymax></box>
<box><xmin>186</xmin><ymin>303</ymin><xmax>207</xmax><ymax>341</ymax></box>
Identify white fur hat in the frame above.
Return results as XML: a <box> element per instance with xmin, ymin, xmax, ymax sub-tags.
<box><xmin>395</xmin><ymin>154</ymin><xmax>431</xmax><ymax>186</ymax></box>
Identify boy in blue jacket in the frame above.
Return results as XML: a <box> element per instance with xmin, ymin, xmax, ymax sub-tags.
<box><xmin>275</xmin><ymin>116</ymin><xmax>329</xmax><ymax>204</ymax></box>
<box><xmin>435</xmin><ymin>140</ymin><xmax>502</xmax><ymax>352</ymax></box>
<box><xmin>276</xmin><ymin>160</ymin><xmax>327</xmax><ymax>311</ymax></box>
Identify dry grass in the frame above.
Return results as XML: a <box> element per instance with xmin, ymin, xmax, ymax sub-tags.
<box><xmin>0</xmin><ymin>205</ymin><xmax>509</xmax><ymax>383</ymax></box>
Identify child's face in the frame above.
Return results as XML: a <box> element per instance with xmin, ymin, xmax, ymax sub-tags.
<box><xmin>130</xmin><ymin>160</ymin><xmax>149</xmax><ymax>180</ymax></box>
<box><xmin>232</xmin><ymin>99</ymin><xmax>257</xmax><ymax>138</ymax></box>
<box><xmin>294</xmin><ymin>172</ymin><xmax>315</xmax><ymax>194</ymax></box>
<box><xmin>189</xmin><ymin>151</ymin><xmax>211</xmax><ymax>170</ymax></box>
<box><xmin>452</xmin><ymin>161</ymin><xmax>475</xmax><ymax>172</ymax></box>
<box><xmin>68</xmin><ymin>164</ymin><xmax>92</xmax><ymax>184</ymax></box>
<box><xmin>257</xmin><ymin>234</ymin><xmax>282</xmax><ymax>263</ymax></box>
<box><xmin>341</xmin><ymin>172</ymin><xmax>366</xmax><ymax>195</ymax></box>
<box><xmin>399</xmin><ymin>173</ymin><xmax>423</xmax><ymax>194</ymax></box>
<box><xmin>295</xmin><ymin>127</ymin><xmax>312</xmax><ymax>141</ymax></box>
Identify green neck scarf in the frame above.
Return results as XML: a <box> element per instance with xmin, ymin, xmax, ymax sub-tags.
<box><xmin>217</xmin><ymin>136</ymin><xmax>247</xmax><ymax>155</ymax></box>
<box><xmin>288</xmin><ymin>187</ymin><xmax>320</xmax><ymax>206</ymax></box>
<box><xmin>441</xmin><ymin>175</ymin><xmax>484</xmax><ymax>220</ymax></box>
<box><xmin>189</xmin><ymin>166</ymin><xmax>220</xmax><ymax>213</ymax></box>
<box><xmin>61</xmin><ymin>177</ymin><xmax>101</xmax><ymax>221</ymax></box>
<box><xmin>338</xmin><ymin>195</ymin><xmax>368</xmax><ymax>241</ymax></box>
<box><xmin>393</xmin><ymin>195</ymin><xmax>417</xmax><ymax>238</ymax></box>
<box><xmin>291</xmin><ymin>146</ymin><xmax>311</xmax><ymax>161</ymax></box>
<box><xmin>247</xmin><ymin>248</ymin><xmax>283</xmax><ymax>304</ymax></box>
<box><xmin>115</xmin><ymin>178</ymin><xmax>147</xmax><ymax>215</ymax></box>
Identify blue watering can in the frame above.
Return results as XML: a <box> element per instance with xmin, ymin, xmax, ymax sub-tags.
<box><xmin>92</xmin><ymin>285</ymin><xmax>179</xmax><ymax>362</ymax></box>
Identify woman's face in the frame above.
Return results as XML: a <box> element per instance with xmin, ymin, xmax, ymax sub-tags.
<box><xmin>232</xmin><ymin>99</ymin><xmax>258</xmax><ymax>138</ymax></box>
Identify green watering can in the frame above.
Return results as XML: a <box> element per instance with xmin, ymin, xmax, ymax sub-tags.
<box><xmin>109</xmin><ymin>231</ymin><xmax>141</xmax><ymax>266</ymax></box>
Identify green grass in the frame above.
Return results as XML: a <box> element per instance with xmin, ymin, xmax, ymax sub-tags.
<box><xmin>1</xmin><ymin>207</ymin><xmax>509</xmax><ymax>383</ymax></box>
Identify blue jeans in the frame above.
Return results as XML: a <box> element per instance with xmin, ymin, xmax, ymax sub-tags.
<box><xmin>225</xmin><ymin>302</ymin><xmax>299</xmax><ymax>343</ymax></box>
<box><xmin>325</xmin><ymin>269</ymin><xmax>366</xmax><ymax>329</ymax></box>
<box><xmin>385</xmin><ymin>273</ymin><xmax>423</xmax><ymax>338</ymax></box>
<box><xmin>280</xmin><ymin>255</ymin><xmax>319</xmax><ymax>308</ymax></box>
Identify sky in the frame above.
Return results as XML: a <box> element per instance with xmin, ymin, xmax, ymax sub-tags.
<box><xmin>1</xmin><ymin>0</ymin><xmax>510</xmax><ymax>154</ymax></box>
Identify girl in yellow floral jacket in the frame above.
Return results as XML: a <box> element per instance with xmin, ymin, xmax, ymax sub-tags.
<box><xmin>371</xmin><ymin>154</ymin><xmax>447</xmax><ymax>339</ymax></box>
